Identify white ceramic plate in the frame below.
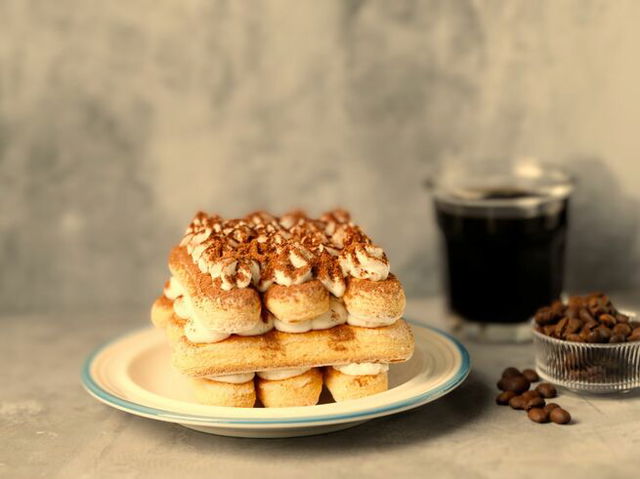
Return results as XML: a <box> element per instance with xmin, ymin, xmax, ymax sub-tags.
<box><xmin>82</xmin><ymin>320</ymin><xmax>470</xmax><ymax>438</ymax></box>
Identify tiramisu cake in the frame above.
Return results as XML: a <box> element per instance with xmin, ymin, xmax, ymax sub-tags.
<box><xmin>151</xmin><ymin>209</ymin><xmax>415</xmax><ymax>407</ymax></box>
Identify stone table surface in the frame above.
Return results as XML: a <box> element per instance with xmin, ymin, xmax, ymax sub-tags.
<box><xmin>4</xmin><ymin>297</ymin><xmax>640</xmax><ymax>479</ymax></box>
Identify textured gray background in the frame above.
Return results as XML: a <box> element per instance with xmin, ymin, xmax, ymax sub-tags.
<box><xmin>1</xmin><ymin>0</ymin><xmax>640</xmax><ymax>313</ymax></box>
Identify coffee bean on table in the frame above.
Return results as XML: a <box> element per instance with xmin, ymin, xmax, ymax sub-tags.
<box><xmin>509</xmin><ymin>395</ymin><xmax>526</xmax><ymax>410</ymax></box>
<box><xmin>502</xmin><ymin>367</ymin><xmax>521</xmax><ymax>378</ymax></box>
<box><xmin>522</xmin><ymin>369</ymin><xmax>540</xmax><ymax>383</ymax></box>
<box><xmin>536</xmin><ymin>383</ymin><xmax>557</xmax><ymax>398</ymax></box>
<box><xmin>527</xmin><ymin>408</ymin><xmax>550</xmax><ymax>423</ymax></box>
<box><xmin>500</xmin><ymin>375</ymin><xmax>530</xmax><ymax>394</ymax></box>
<box><xmin>496</xmin><ymin>391</ymin><xmax>517</xmax><ymax>405</ymax></box>
<box><xmin>521</xmin><ymin>390</ymin><xmax>541</xmax><ymax>400</ymax></box>
<box><xmin>550</xmin><ymin>408</ymin><xmax>571</xmax><ymax>424</ymax></box>
<box><xmin>544</xmin><ymin>403</ymin><xmax>560</xmax><ymax>413</ymax></box>
<box><xmin>524</xmin><ymin>396</ymin><xmax>546</xmax><ymax>411</ymax></box>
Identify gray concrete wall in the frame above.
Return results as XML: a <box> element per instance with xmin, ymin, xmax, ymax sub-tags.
<box><xmin>1</xmin><ymin>0</ymin><xmax>639</xmax><ymax>312</ymax></box>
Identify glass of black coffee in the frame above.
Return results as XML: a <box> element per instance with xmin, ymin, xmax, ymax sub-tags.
<box><xmin>429</xmin><ymin>158</ymin><xmax>574</xmax><ymax>342</ymax></box>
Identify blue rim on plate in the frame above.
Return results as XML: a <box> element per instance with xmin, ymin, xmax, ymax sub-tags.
<box><xmin>81</xmin><ymin>320</ymin><xmax>471</xmax><ymax>425</ymax></box>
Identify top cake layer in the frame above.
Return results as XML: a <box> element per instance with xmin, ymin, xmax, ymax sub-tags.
<box><xmin>178</xmin><ymin>209</ymin><xmax>391</xmax><ymax>297</ymax></box>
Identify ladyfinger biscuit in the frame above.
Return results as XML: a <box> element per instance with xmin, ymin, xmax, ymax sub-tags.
<box><xmin>190</xmin><ymin>378</ymin><xmax>256</xmax><ymax>408</ymax></box>
<box><xmin>256</xmin><ymin>368</ymin><xmax>323</xmax><ymax>408</ymax></box>
<box><xmin>343</xmin><ymin>275</ymin><xmax>406</xmax><ymax>322</ymax></box>
<box><xmin>150</xmin><ymin>295</ymin><xmax>174</xmax><ymax>330</ymax></box>
<box><xmin>171</xmin><ymin>319</ymin><xmax>414</xmax><ymax>377</ymax></box>
<box><xmin>263</xmin><ymin>280</ymin><xmax>330</xmax><ymax>323</ymax></box>
<box><xmin>324</xmin><ymin>368</ymin><xmax>389</xmax><ymax>401</ymax></box>
<box><xmin>169</xmin><ymin>246</ymin><xmax>262</xmax><ymax>333</ymax></box>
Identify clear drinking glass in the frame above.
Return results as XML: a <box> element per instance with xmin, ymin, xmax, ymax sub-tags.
<box><xmin>427</xmin><ymin>157</ymin><xmax>574</xmax><ymax>342</ymax></box>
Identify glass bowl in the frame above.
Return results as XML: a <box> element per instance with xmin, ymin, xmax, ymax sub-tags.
<box><xmin>533</xmin><ymin>323</ymin><xmax>640</xmax><ymax>393</ymax></box>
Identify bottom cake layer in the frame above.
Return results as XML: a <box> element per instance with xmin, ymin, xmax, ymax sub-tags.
<box><xmin>190</xmin><ymin>368</ymin><xmax>388</xmax><ymax>407</ymax></box>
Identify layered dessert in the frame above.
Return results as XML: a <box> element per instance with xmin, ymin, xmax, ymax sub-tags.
<box><xmin>151</xmin><ymin>209</ymin><xmax>415</xmax><ymax>407</ymax></box>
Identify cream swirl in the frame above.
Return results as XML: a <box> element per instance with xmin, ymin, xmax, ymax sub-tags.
<box><xmin>339</xmin><ymin>244</ymin><xmax>390</xmax><ymax>281</ymax></box>
<box><xmin>333</xmin><ymin>363</ymin><xmax>389</xmax><ymax>376</ymax></box>
<box><xmin>272</xmin><ymin>244</ymin><xmax>314</xmax><ymax>286</ymax></box>
<box><xmin>208</xmin><ymin>257</ymin><xmax>253</xmax><ymax>291</ymax></box>
<box><xmin>317</xmin><ymin>252</ymin><xmax>346</xmax><ymax>297</ymax></box>
<box><xmin>163</xmin><ymin>277</ymin><xmax>184</xmax><ymax>300</ymax></box>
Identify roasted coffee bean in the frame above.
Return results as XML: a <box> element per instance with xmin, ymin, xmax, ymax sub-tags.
<box><xmin>567</xmin><ymin>333</ymin><xmax>583</xmax><ymax>342</ymax></box>
<box><xmin>524</xmin><ymin>396</ymin><xmax>546</xmax><ymax>411</ymax></box>
<box><xmin>527</xmin><ymin>408</ymin><xmax>549</xmax><ymax>423</ymax></box>
<box><xmin>550</xmin><ymin>408</ymin><xmax>571</xmax><ymax>424</ymax></box>
<box><xmin>630</xmin><ymin>321</ymin><xmax>640</xmax><ymax>329</ymax></box>
<box><xmin>500</xmin><ymin>375</ymin><xmax>530</xmax><ymax>394</ymax></box>
<box><xmin>588</xmin><ymin>297</ymin><xmax>606</xmax><ymax>316</ymax></box>
<box><xmin>599</xmin><ymin>314</ymin><xmax>617</xmax><ymax>328</ymax></box>
<box><xmin>565</xmin><ymin>307</ymin><xmax>579</xmax><ymax>320</ymax></box>
<box><xmin>535</xmin><ymin>307</ymin><xmax>556</xmax><ymax>325</ymax></box>
<box><xmin>496</xmin><ymin>391</ymin><xmax>517</xmax><ymax>405</ymax></box>
<box><xmin>536</xmin><ymin>383</ymin><xmax>557</xmax><ymax>398</ymax></box>
<box><xmin>544</xmin><ymin>403</ymin><xmax>560</xmax><ymax>413</ymax></box>
<box><xmin>582</xmin><ymin>319</ymin><xmax>599</xmax><ymax>331</ymax></box>
<box><xmin>502</xmin><ymin>367</ymin><xmax>521</xmax><ymax>378</ymax></box>
<box><xmin>566</xmin><ymin>318</ymin><xmax>583</xmax><ymax>335</ymax></box>
<box><xmin>610</xmin><ymin>334</ymin><xmax>627</xmax><ymax>343</ymax></box>
<box><xmin>616</xmin><ymin>313</ymin><xmax>630</xmax><ymax>323</ymax></box>
<box><xmin>543</xmin><ymin>324</ymin><xmax>557</xmax><ymax>336</ymax></box>
<box><xmin>613</xmin><ymin>323</ymin><xmax>632</xmax><ymax>337</ymax></box>
<box><xmin>629</xmin><ymin>328</ymin><xmax>640</xmax><ymax>342</ymax></box>
<box><xmin>554</xmin><ymin>317</ymin><xmax>569</xmax><ymax>337</ymax></box>
<box><xmin>550</xmin><ymin>300</ymin><xmax>565</xmax><ymax>316</ymax></box>
<box><xmin>579</xmin><ymin>308</ymin><xmax>594</xmax><ymax>323</ymax></box>
<box><xmin>522</xmin><ymin>369</ymin><xmax>540</xmax><ymax>383</ymax></box>
<box><xmin>586</xmin><ymin>330</ymin><xmax>602</xmax><ymax>343</ymax></box>
<box><xmin>509</xmin><ymin>395</ymin><xmax>526</xmax><ymax>410</ymax></box>
<box><xmin>597</xmin><ymin>325</ymin><xmax>612</xmax><ymax>342</ymax></box>
<box><xmin>521</xmin><ymin>390</ymin><xmax>541</xmax><ymax>400</ymax></box>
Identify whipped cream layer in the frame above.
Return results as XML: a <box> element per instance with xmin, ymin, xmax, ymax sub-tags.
<box><xmin>256</xmin><ymin>368</ymin><xmax>311</xmax><ymax>380</ymax></box>
<box><xmin>203</xmin><ymin>364</ymin><xmax>390</xmax><ymax>382</ymax></box>
<box><xmin>273</xmin><ymin>298</ymin><xmax>348</xmax><ymax>333</ymax></box>
<box><xmin>178</xmin><ymin>209</ymin><xmax>392</xmax><ymax>295</ymax></box>
<box><xmin>204</xmin><ymin>372</ymin><xmax>256</xmax><ymax>384</ymax></box>
<box><xmin>333</xmin><ymin>363</ymin><xmax>390</xmax><ymax>376</ymax></box>
<box><xmin>167</xmin><ymin>277</ymin><xmax>399</xmax><ymax>343</ymax></box>
<box><xmin>346</xmin><ymin>314</ymin><xmax>400</xmax><ymax>328</ymax></box>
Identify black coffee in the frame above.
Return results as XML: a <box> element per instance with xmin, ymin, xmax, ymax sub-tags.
<box><xmin>435</xmin><ymin>189</ymin><xmax>568</xmax><ymax>324</ymax></box>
